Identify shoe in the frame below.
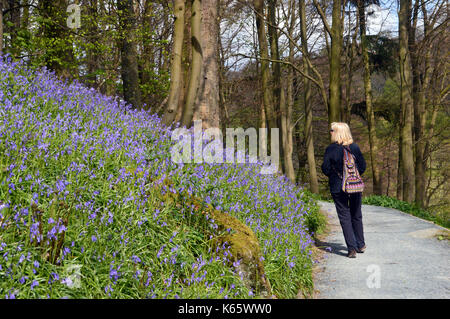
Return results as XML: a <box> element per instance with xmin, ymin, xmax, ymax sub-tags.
<box><xmin>347</xmin><ymin>250</ymin><xmax>356</xmax><ymax>258</ymax></box>
<box><xmin>356</xmin><ymin>245</ymin><xmax>366</xmax><ymax>253</ymax></box>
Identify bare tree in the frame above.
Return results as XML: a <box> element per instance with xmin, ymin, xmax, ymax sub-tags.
<box><xmin>313</xmin><ymin>0</ymin><xmax>344</xmax><ymax>126</ymax></box>
<box><xmin>352</xmin><ymin>0</ymin><xmax>383</xmax><ymax>194</ymax></box>
<box><xmin>181</xmin><ymin>0</ymin><xmax>202</xmax><ymax>128</ymax></box>
<box><xmin>254</xmin><ymin>0</ymin><xmax>276</xmax><ymax>130</ymax></box>
<box><xmin>163</xmin><ymin>0</ymin><xmax>185</xmax><ymax>126</ymax></box>
<box><xmin>193</xmin><ymin>0</ymin><xmax>220</xmax><ymax>129</ymax></box>
<box><xmin>300</xmin><ymin>0</ymin><xmax>319</xmax><ymax>193</ymax></box>
<box><xmin>409</xmin><ymin>0</ymin><xmax>447</xmax><ymax>207</ymax></box>
<box><xmin>280</xmin><ymin>0</ymin><xmax>297</xmax><ymax>182</ymax></box>
<box><xmin>84</xmin><ymin>0</ymin><xmax>99</xmax><ymax>88</ymax></box>
<box><xmin>117</xmin><ymin>0</ymin><xmax>142</xmax><ymax>109</ymax></box>
<box><xmin>342</xmin><ymin>1</ymin><xmax>358</xmax><ymax>125</ymax></box>
<box><xmin>399</xmin><ymin>0</ymin><xmax>415</xmax><ymax>203</ymax></box>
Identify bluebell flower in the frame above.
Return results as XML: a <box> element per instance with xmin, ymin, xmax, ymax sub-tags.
<box><xmin>131</xmin><ymin>255</ymin><xmax>141</xmax><ymax>264</ymax></box>
<box><xmin>31</xmin><ymin>280</ymin><xmax>39</xmax><ymax>290</ymax></box>
<box><xmin>61</xmin><ymin>277</ymin><xmax>73</xmax><ymax>287</ymax></box>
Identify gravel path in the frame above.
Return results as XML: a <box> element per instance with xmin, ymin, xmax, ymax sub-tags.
<box><xmin>313</xmin><ymin>200</ymin><xmax>450</xmax><ymax>299</ymax></box>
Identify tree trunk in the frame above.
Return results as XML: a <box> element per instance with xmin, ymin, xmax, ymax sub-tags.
<box><xmin>218</xmin><ymin>8</ymin><xmax>227</xmax><ymax>129</ymax></box>
<box><xmin>399</xmin><ymin>0</ymin><xmax>415</xmax><ymax>203</ymax></box>
<box><xmin>85</xmin><ymin>0</ymin><xmax>98</xmax><ymax>88</ymax></box>
<box><xmin>268</xmin><ymin>0</ymin><xmax>281</xmax><ymax>113</ymax></box>
<box><xmin>40</xmin><ymin>0</ymin><xmax>75</xmax><ymax>79</ymax></box>
<box><xmin>396</xmin><ymin>125</ymin><xmax>403</xmax><ymax>201</ymax></box>
<box><xmin>280</xmin><ymin>81</ymin><xmax>291</xmax><ymax>178</ymax></box>
<box><xmin>140</xmin><ymin>0</ymin><xmax>155</xmax><ymax>110</ymax></box>
<box><xmin>193</xmin><ymin>0</ymin><xmax>220</xmax><ymax>129</ymax></box>
<box><xmin>282</xmin><ymin>0</ymin><xmax>296</xmax><ymax>183</ymax></box>
<box><xmin>254</xmin><ymin>0</ymin><xmax>276</xmax><ymax>130</ymax></box>
<box><xmin>22</xmin><ymin>0</ymin><xmax>29</xmax><ymax>29</ymax></box>
<box><xmin>160</xmin><ymin>7</ymin><xmax>171</xmax><ymax>76</ymax></box>
<box><xmin>423</xmin><ymin>38</ymin><xmax>444</xmax><ymax>208</ymax></box>
<box><xmin>413</xmin><ymin>83</ymin><xmax>427</xmax><ymax>207</ymax></box>
<box><xmin>295</xmin><ymin>119</ymin><xmax>307</xmax><ymax>185</ymax></box>
<box><xmin>283</xmin><ymin>93</ymin><xmax>295</xmax><ymax>182</ymax></box>
<box><xmin>300</xmin><ymin>0</ymin><xmax>318</xmax><ymax>193</ymax></box>
<box><xmin>385</xmin><ymin>139</ymin><xmax>392</xmax><ymax>196</ymax></box>
<box><xmin>163</xmin><ymin>0</ymin><xmax>185</xmax><ymax>126</ymax></box>
<box><xmin>343</xmin><ymin>4</ymin><xmax>357</xmax><ymax>125</ymax></box>
<box><xmin>175</xmin><ymin>0</ymin><xmax>192</xmax><ymax>124</ymax></box>
<box><xmin>358</xmin><ymin>1</ymin><xmax>382</xmax><ymax>195</ymax></box>
<box><xmin>117</xmin><ymin>0</ymin><xmax>142</xmax><ymax>109</ymax></box>
<box><xmin>7</xmin><ymin>0</ymin><xmax>20</xmax><ymax>53</ymax></box>
<box><xmin>329</xmin><ymin>0</ymin><xmax>342</xmax><ymax>125</ymax></box>
<box><xmin>267</xmin><ymin>0</ymin><xmax>283</xmax><ymax>173</ymax></box>
<box><xmin>282</xmin><ymin>76</ymin><xmax>295</xmax><ymax>181</ymax></box>
<box><xmin>411</xmin><ymin>3</ymin><xmax>433</xmax><ymax>208</ymax></box>
<box><xmin>408</xmin><ymin>0</ymin><xmax>422</xmax><ymax>206</ymax></box>
<box><xmin>181</xmin><ymin>0</ymin><xmax>202</xmax><ymax>128</ymax></box>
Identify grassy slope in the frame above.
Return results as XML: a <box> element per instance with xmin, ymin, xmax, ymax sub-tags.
<box><xmin>0</xmin><ymin>57</ymin><xmax>323</xmax><ymax>299</ymax></box>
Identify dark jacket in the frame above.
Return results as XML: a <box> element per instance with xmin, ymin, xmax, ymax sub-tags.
<box><xmin>321</xmin><ymin>142</ymin><xmax>366</xmax><ymax>194</ymax></box>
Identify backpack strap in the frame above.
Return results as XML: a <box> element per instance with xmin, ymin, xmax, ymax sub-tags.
<box><xmin>344</xmin><ymin>147</ymin><xmax>353</xmax><ymax>164</ymax></box>
<box><xmin>343</xmin><ymin>145</ymin><xmax>358</xmax><ymax>165</ymax></box>
<box><xmin>343</xmin><ymin>145</ymin><xmax>353</xmax><ymax>157</ymax></box>
<box><xmin>330</xmin><ymin>144</ymin><xmax>357</xmax><ymax>179</ymax></box>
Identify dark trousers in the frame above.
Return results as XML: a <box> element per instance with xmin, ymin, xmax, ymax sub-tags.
<box><xmin>331</xmin><ymin>191</ymin><xmax>365</xmax><ymax>252</ymax></box>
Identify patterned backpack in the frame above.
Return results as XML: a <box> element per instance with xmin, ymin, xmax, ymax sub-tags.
<box><xmin>341</xmin><ymin>145</ymin><xmax>365</xmax><ymax>193</ymax></box>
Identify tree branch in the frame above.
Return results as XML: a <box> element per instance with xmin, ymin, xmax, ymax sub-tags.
<box><xmin>231</xmin><ymin>52</ymin><xmax>322</xmax><ymax>89</ymax></box>
<box><xmin>312</xmin><ymin>0</ymin><xmax>332</xmax><ymax>37</ymax></box>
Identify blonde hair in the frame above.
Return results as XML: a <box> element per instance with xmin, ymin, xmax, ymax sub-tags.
<box><xmin>331</xmin><ymin>122</ymin><xmax>354</xmax><ymax>145</ymax></box>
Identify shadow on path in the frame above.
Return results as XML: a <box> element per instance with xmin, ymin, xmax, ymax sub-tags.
<box><xmin>314</xmin><ymin>239</ymin><xmax>348</xmax><ymax>257</ymax></box>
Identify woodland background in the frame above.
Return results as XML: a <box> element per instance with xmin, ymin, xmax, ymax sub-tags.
<box><xmin>0</xmin><ymin>0</ymin><xmax>448</xmax><ymax>219</ymax></box>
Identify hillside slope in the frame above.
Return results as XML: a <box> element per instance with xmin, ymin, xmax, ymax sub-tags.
<box><xmin>0</xmin><ymin>57</ymin><xmax>321</xmax><ymax>299</ymax></box>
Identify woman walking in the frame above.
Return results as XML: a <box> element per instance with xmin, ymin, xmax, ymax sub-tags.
<box><xmin>321</xmin><ymin>122</ymin><xmax>367</xmax><ymax>258</ymax></box>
